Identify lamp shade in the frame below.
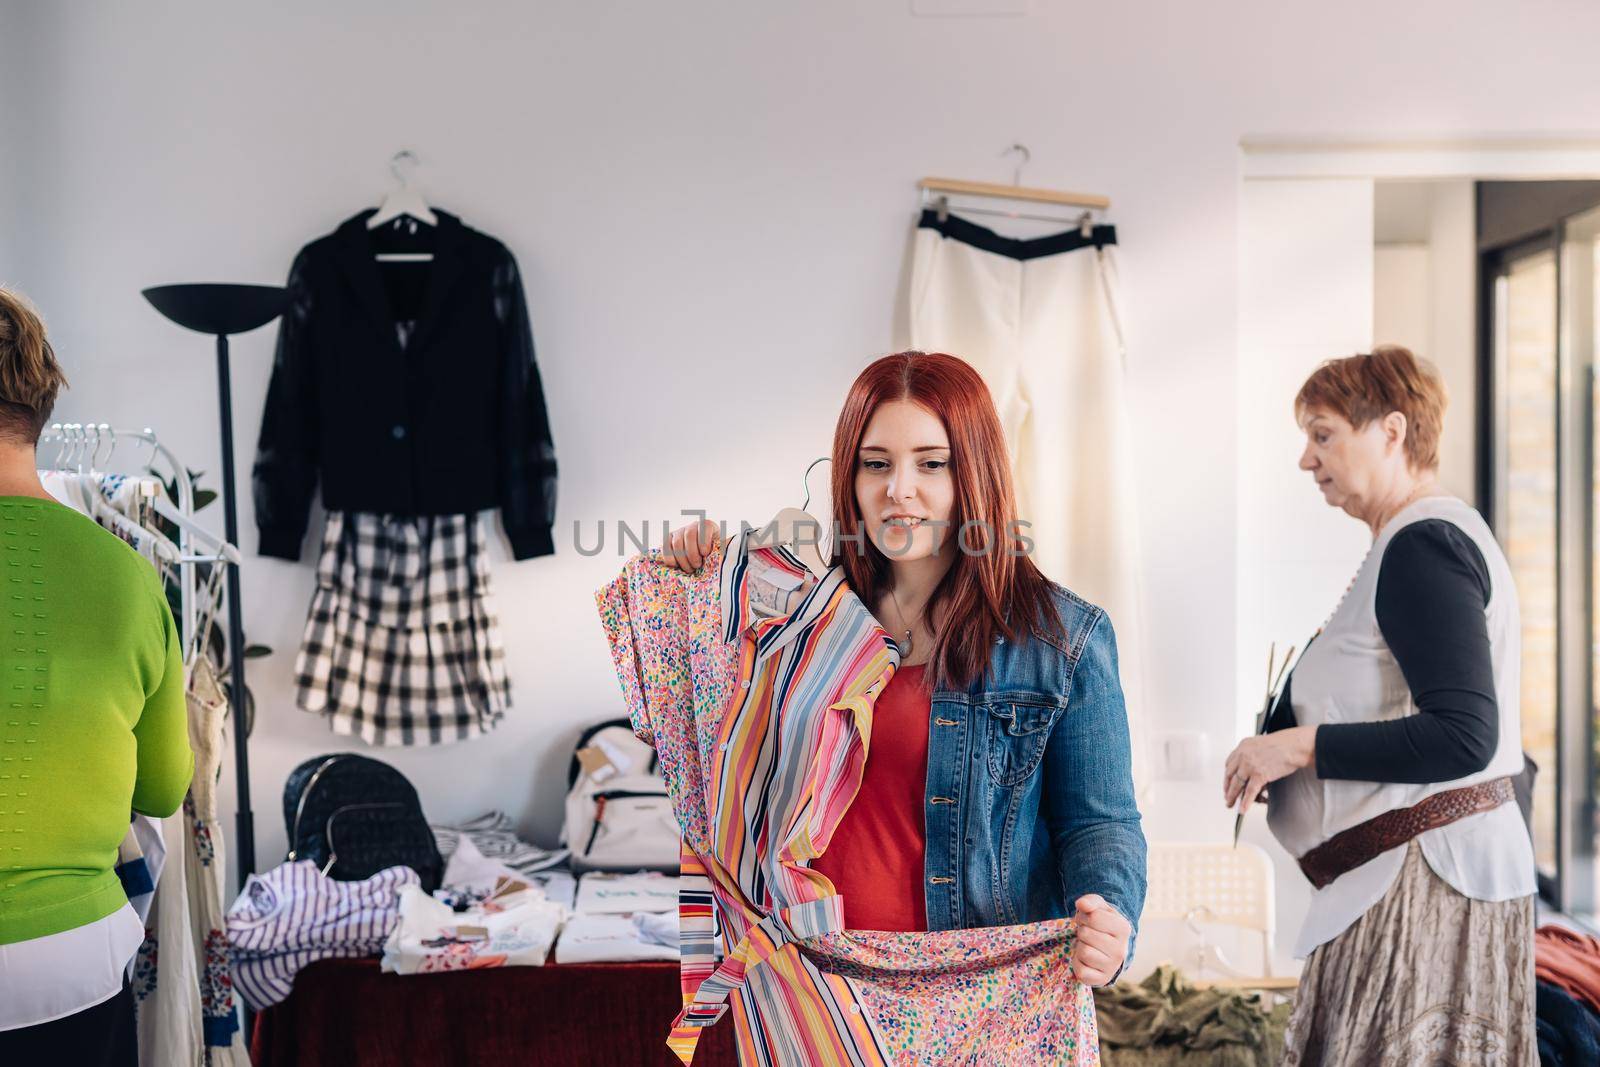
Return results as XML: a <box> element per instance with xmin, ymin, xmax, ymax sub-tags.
<box><xmin>142</xmin><ymin>283</ymin><xmax>287</xmax><ymax>336</ymax></box>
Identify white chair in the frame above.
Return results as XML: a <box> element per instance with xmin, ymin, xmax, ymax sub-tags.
<box><xmin>1143</xmin><ymin>841</ymin><xmax>1281</xmax><ymax>985</ymax></box>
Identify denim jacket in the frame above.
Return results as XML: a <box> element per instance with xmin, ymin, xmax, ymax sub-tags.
<box><xmin>921</xmin><ymin>584</ymin><xmax>1147</xmax><ymax>980</ymax></box>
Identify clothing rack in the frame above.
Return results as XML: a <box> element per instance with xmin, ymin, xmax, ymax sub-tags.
<box><xmin>37</xmin><ymin>422</ymin><xmax>253</xmax><ymax>880</ymax></box>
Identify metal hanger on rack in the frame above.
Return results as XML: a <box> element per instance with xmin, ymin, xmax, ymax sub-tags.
<box><xmin>39</xmin><ymin>422</ymin><xmax>242</xmax><ymax>647</ymax></box>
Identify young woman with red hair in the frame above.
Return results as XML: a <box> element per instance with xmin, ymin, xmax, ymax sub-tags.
<box><xmin>664</xmin><ymin>350</ymin><xmax>1146</xmax><ymax>988</ymax></box>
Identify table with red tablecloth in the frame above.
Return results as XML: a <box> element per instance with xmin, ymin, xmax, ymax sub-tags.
<box><xmin>250</xmin><ymin>957</ymin><xmax>739</xmax><ymax>1066</ymax></box>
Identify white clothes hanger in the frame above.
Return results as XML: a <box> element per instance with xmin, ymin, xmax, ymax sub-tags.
<box><xmin>755</xmin><ymin>457</ymin><xmax>832</xmax><ymax>581</ymax></box>
<box><xmin>369</xmin><ymin>150</ymin><xmax>437</xmax><ymax>263</ymax></box>
<box><xmin>91</xmin><ymin>490</ymin><xmax>182</xmax><ymax>565</ymax></box>
<box><xmin>151</xmin><ymin>496</ymin><xmax>242</xmax><ymax>565</ymax></box>
<box><xmin>63</xmin><ymin>427</ymin><xmax>181</xmax><ymax>565</ymax></box>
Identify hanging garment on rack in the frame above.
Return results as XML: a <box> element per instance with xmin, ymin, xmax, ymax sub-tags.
<box><xmin>39</xmin><ymin>469</ymin><xmax>173</xmax><ymax>565</ymax></box>
<box><xmin>594</xmin><ymin>526</ymin><xmax>1099</xmax><ymax>1066</ymax></box>
<box><xmin>116</xmin><ymin>814</ymin><xmax>167</xmax><ymax>926</ymax></box>
<box><xmin>133</xmin><ymin>810</ymin><xmax>204</xmax><ymax>1067</ymax></box>
<box><xmin>182</xmin><ymin>656</ymin><xmax>249</xmax><ymax>1061</ymax></box>
<box><xmin>132</xmin><ymin>630</ymin><xmax>248</xmax><ymax>1066</ymax></box>
<box><xmin>904</xmin><ymin>208</ymin><xmax>1149</xmax><ymax>799</ymax></box>
<box><xmin>39</xmin><ymin>470</ymin><xmax>91</xmax><ymax>514</ymax></box>
<box><xmin>294</xmin><ymin>510</ymin><xmax>510</xmax><ymax>745</ymax></box>
<box><xmin>252</xmin><ymin>208</ymin><xmax>558</xmax><ymax>562</ymax></box>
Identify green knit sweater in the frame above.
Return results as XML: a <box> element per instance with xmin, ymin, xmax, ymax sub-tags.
<box><xmin>0</xmin><ymin>495</ymin><xmax>194</xmax><ymax>945</ymax></box>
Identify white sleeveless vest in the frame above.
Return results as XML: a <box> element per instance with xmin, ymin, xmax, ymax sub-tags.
<box><xmin>1266</xmin><ymin>495</ymin><xmax>1536</xmax><ymax>959</ymax></box>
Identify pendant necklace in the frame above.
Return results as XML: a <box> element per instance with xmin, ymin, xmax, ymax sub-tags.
<box><xmin>888</xmin><ymin>584</ymin><xmax>925</xmax><ymax>659</ymax></box>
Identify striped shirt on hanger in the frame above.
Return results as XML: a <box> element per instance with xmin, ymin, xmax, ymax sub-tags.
<box><xmin>596</xmin><ymin>528</ymin><xmax>1099</xmax><ymax>1065</ymax></box>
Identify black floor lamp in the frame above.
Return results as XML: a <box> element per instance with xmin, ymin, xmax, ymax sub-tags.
<box><xmin>142</xmin><ymin>283</ymin><xmax>287</xmax><ymax>894</ymax></box>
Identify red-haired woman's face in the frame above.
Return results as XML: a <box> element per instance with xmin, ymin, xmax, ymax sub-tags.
<box><xmin>853</xmin><ymin>399</ymin><xmax>956</xmax><ymax>564</ymax></box>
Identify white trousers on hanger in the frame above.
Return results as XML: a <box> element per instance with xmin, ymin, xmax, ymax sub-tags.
<box><xmin>906</xmin><ymin>215</ymin><xmax>1149</xmax><ymax>797</ymax></box>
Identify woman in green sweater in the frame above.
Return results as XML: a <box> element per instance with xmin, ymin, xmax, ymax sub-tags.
<box><xmin>0</xmin><ymin>288</ymin><xmax>193</xmax><ymax>1066</ymax></box>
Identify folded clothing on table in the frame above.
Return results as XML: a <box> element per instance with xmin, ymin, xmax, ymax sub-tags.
<box><xmin>382</xmin><ymin>883</ymin><xmax>566</xmax><ymax>974</ymax></box>
<box><xmin>572</xmin><ymin>870</ymin><xmax>680</xmax><ymax>915</ymax></box>
<box><xmin>633</xmin><ymin>910</ymin><xmax>677</xmax><ymax>950</ymax></box>
<box><xmin>431</xmin><ymin>811</ymin><xmax>568</xmax><ymax>876</ymax></box>
<box><xmin>554</xmin><ymin>913</ymin><xmax>678</xmax><ymax>964</ymax></box>
<box><xmin>226</xmin><ymin>862</ymin><xmax>416</xmax><ymax>1010</ymax></box>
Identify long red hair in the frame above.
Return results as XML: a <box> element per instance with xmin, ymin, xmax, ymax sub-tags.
<box><xmin>829</xmin><ymin>351</ymin><xmax>1062</xmax><ymax>691</ymax></box>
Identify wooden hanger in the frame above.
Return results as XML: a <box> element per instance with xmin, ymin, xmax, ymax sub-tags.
<box><xmin>920</xmin><ymin>144</ymin><xmax>1109</xmax><ymax>230</ymax></box>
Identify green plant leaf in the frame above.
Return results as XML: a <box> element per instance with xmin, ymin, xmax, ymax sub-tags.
<box><xmin>243</xmin><ymin>644</ymin><xmax>273</xmax><ymax>659</ymax></box>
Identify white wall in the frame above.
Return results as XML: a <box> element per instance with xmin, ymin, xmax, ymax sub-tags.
<box><xmin>1429</xmin><ymin>181</ymin><xmax>1478</xmax><ymax>502</ymax></box>
<box><xmin>1374</xmin><ymin>243</ymin><xmax>1431</xmax><ymax>354</ymax></box>
<box><xmin>7</xmin><ymin>0</ymin><xmax>1600</xmax><ymax>968</ymax></box>
<box><xmin>0</xmin><ymin>2</ymin><xmax>45</xmax><ymax>282</ymax></box>
<box><xmin>1372</xmin><ymin>180</ymin><xmax>1477</xmax><ymax>503</ymax></box>
<box><xmin>1236</xmin><ymin>178</ymin><xmax>1376</xmax><ymax>973</ymax></box>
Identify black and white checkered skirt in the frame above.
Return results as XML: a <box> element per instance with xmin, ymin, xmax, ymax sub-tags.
<box><xmin>294</xmin><ymin>511</ymin><xmax>511</xmax><ymax>746</ymax></box>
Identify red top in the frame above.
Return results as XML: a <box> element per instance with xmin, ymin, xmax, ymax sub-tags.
<box><xmin>813</xmin><ymin>663</ymin><xmax>931</xmax><ymax>932</ymax></box>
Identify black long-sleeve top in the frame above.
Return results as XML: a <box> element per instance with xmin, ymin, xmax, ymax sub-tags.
<box><xmin>252</xmin><ymin>208</ymin><xmax>557</xmax><ymax>562</ymax></box>
<box><xmin>1266</xmin><ymin>519</ymin><xmax>1498</xmax><ymax>783</ymax></box>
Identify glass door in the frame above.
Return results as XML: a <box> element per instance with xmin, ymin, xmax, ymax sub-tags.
<box><xmin>1486</xmin><ymin>193</ymin><xmax>1600</xmax><ymax>919</ymax></box>
<box><xmin>1491</xmin><ymin>242</ymin><xmax>1560</xmax><ymax>888</ymax></box>
<box><xmin>1566</xmin><ymin>204</ymin><xmax>1600</xmax><ymax>921</ymax></box>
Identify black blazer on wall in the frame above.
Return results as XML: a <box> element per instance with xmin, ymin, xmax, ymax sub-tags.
<box><xmin>252</xmin><ymin>209</ymin><xmax>557</xmax><ymax>561</ymax></box>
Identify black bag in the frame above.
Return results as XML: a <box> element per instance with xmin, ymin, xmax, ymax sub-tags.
<box><xmin>282</xmin><ymin>753</ymin><xmax>443</xmax><ymax>892</ymax></box>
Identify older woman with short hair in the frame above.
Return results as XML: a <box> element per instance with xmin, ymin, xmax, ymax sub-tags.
<box><xmin>1223</xmin><ymin>345</ymin><xmax>1535</xmax><ymax>1065</ymax></box>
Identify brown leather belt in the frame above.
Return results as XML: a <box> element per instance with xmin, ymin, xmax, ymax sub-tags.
<box><xmin>1297</xmin><ymin>776</ymin><xmax>1515</xmax><ymax>890</ymax></box>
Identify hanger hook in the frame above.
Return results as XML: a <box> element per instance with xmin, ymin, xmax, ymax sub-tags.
<box><xmin>96</xmin><ymin>423</ymin><xmax>115</xmax><ymax>469</ymax></box>
<box><xmin>1001</xmin><ymin>143</ymin><xmax>1031</xmax><ymax>186</ymax></box>
<box><xmin>390</xmin><ymin>149</ymin><xmax>420</xmax><ymax>187</ymax></box>
<box><xmin>801</xmin><ymin>456</ymin><xmax>830</xmax><ymax>513</ymax></box>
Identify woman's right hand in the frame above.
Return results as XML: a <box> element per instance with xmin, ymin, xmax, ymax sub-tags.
<box><xmin>661</xmin><ymin>518</ymin><xmax>720</xmax><ymax>572</ymax></box>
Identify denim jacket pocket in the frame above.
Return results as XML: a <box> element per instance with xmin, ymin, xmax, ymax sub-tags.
<box><xmin>983</xmin><ymin>701</ymin><xmax>1058</xmax><ymax>785</ymax></box>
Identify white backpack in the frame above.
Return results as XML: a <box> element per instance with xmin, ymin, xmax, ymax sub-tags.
<box><xmin>563</xmin><ymin>719</ymin><xmax>680</xmax><ymax>872</ymax></box>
